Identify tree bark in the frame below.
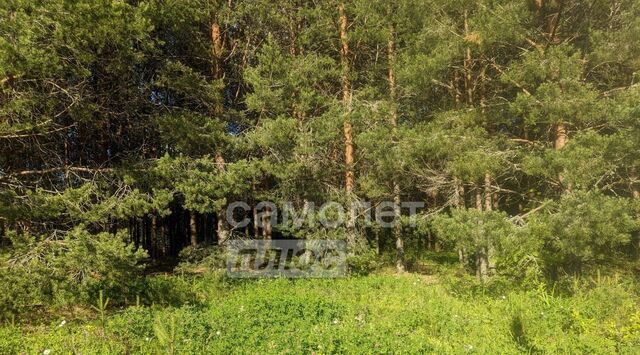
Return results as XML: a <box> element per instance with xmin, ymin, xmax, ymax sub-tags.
<box><xmin>151</xmin><ymin>215</ymin><xmax>158</xmax><ymax>258</ymax></box>
<box><xmin>484</xmin><ymin>173</ymin><xmax>492</xmax><ymax>211</ymax></box>
<box><xmin>210</xmin><ymin>16</ymin><xmax>231</xmax><ymax>245</ymax></box>
<box><xmin>190</xmin><ymin>211</ymin><xmax>197</xmax><ymax>247</ymax></box>
<box><xmin>476</xmin><ymin>246</ymin><xmax>489</xmax><ymax>282</ymax></box>
<box><xmin>339</xmin><ymin>3</ymin><xmax>354</xmax><ymax>195</ymax></box>
<box><xmin>555</xmin><ymin>123</ymin><xmax>570</xmax><ymax>190</ymax></box>
<box><xmin>454</xmin><ymin>177</ymin><xmax>467</xmax><ymax>265</ymax></box>
<box><xmin>388</xmin><ymin>20</ymin><xmax>405</xmax><ymax>273</ymax></box>
<box><xmin>463</xmin><ymin>11</ymin><xmax>473</xmax><ymax>106</ymax></box>
<box><xmin>554</xmin><ymin>123</ymin><xmax>567</xmax><ymax>150</ymax></box>
<box><xmin>211</xmin><ymin>19</ymin><xmax>224</xmax><ymax>81</ymax></box>
<box><xmin>339</xmin><ymin>3</ymin><xmax>357</xmax><ymax>248</ymax></box>
<box><xmin>215</xmin><ymin>152</ymin><xmax>230</xmax><ymax>244</ymax></box>
<box><xmin>262</xmin><ymin>206</ymin><xmax>272</xmax><ymax>239</ymax></box>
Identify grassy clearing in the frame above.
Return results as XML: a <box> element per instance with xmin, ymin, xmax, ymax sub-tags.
<box><xmin>1</xmin><ymin>271</ymin><xmax>639</xmax><ymax>354</ymax></box>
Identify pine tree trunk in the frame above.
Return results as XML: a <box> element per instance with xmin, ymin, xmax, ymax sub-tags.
<box><xmin>454</xmin><ymin>177</ymin><xmax>467</xmax><ymax>265</ymax></box>
<box><xmin>210</xmin><ymin>15</ymin><xmax>231</xmax><ymax>245</ymax></box>
<box><xmin>476</xmin><ymin>246</ymin><xmax>489</xmax><ymax>282</ymax></box>
<box><xmin>211</xmin><ymin>20</ymin><xmax>224</xmax><ymax>81</ymax></box>
<box><xmin>151</xmin><ymin>215</ymin><xmax>158</xmax><ymax>259</ymax></box>
<box><xmin>484</xmin><ymin>173</ymin><xmax>492</xmax><ymax>211</ymax></box>
<box><xmin>0</xmin><ymin>218</ymin><xmax>5</xmax><ymax>248</ymax></box>
<box><xmin>339</xmin><ymin>3</ymin><xmax>353</xmax><ymax>193</ymax></box>
<box><xmin>215</xmin><ymin>152</ymin><xmax>230</xmax><ymax>244</ymax></box>
<box><xmin>190</xmin><ymin>212</ymin><xmax>197</xmax><ymax>247</ymax></box>
<box><xmin>253</xmin><ymin>204</ymin><xmax>260</xmax><ymax>238</ymax></box>
<box><xmin>262</xmin><ymin>206</ymin><xmax>272</xmax><ymax>239</ymax></box>
<box><xmin>555</xmin><ymin>123</ymin><xmax>570</xmax><ymax>191</ymax></box>
<box><xmin>554</xmin><ymin>123</ymin><xmax>567</xmax><ymax>150</ymax></box>
<box><xmin>463</xmin><ymin>11</ymin><xmax>473</xmax><ymax>106</ymax></box>
<box><xmin>454</xmin><ymin>177</ymin><xmax>466</xmax><ymax>209</ymax></box>
<box><xmin>388</xmin><ymin>21</ymin><xmax>405</xmax><ymax>273</ymax></box>
<box><xmin>339</xmin><ymin>3</ymin><xmax>356</xmax><ymax>248</ymax></box>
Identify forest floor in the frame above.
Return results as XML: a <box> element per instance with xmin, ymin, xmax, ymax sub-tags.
<box><xmin>1</xmin><ymin>267</ymin><xmax>639</xmax><ymax>353</ymax></box>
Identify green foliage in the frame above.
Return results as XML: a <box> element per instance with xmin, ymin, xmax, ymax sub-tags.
<box><xmin>528</xmin><ymin>191</ymin><xmax>639</xmax><ymax>275</ymax></box>
<box><xmin>0</xmin><ymin>228</ymin><xmax>146</xmax><ymax>318</ymax></box>
<box><xmin>346</xmin><ymin>248</ymin><xmax>381</xmax><ymax>275</ymax></box>
<box><xmin>433</xmin><ymin>209</ymin><xmax>515</xmax><ymax>261</ymax></box>
<box><xmin>176</xmin><ymin>245</ymin><xmax>227</xmax><ymax>272</ymax></box>
<box><xmin>1</xmin><ymin>274</ymin><xmax>639</xmax><ymax>353</ymax></box>
<box><xmin>2</xmin><ymin>1</ymin><xmax>640</xmax><ymax>351</ymax></box>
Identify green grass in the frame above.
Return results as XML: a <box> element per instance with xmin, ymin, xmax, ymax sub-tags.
<box><xmin>1</xmin><ymin>272</ymin><xmax>640</xmax><ymax>354</ymax></box>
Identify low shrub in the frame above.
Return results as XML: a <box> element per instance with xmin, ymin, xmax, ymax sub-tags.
<box><xmin>0</xmin><ymin>227</ymin><xmax>147</xmax><ymax>319</ymax></box>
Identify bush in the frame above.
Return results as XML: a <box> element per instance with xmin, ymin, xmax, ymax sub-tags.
<box><xmin>0</xmin><ymin>227</ymin><xmax>147</xmax><ymax>319</ymax></box>
<box><xmin>176</xmin><ymin>245</ymin><xmax>226</xmax><ymax>272</ymax></box>
<box><xmin>528</xmin><ymin>191</ymin><xmax>639</xmax><ymax>276</ymax></box>
<box><xmin>347</xmin><ymin>248</ymin><xmax>380</xmax><ymax>275</ymax></box>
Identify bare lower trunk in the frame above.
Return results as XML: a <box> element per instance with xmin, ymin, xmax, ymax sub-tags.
<box><xmin>343</xmin><ymin>122</ymin><xmax>354</xmax><ymax>194</ymax></box>
<box><xmin>253</xmin><ymin>204</ymin><xmax>260</xmax><ymax>238</ymax></box>
<box><xmin>476</xmin><ymin>247</ymin><xmax>489</xmax><ymax>282</ymax></box>
<box><xmin>454</xmin><ymin>177</ymin><xmax>467</xmax><ymax>266</ymax></box>
<box><xmin>262</xmin><ymin>206</ymin><xmax>272</xmax><ymax>239</ymax></box>
<box><xmin>217</xmin><ymin>212</ymin><xmax>229</xmax><ymax>244</ymax></box>
<box><xmin>190</xmin><ymin>212</ymin><xmax>197</xmax><ymax>247</ymax></box>
<box><xmin>454</xmin><ymin>177</ymin><xmax>466</xmax><ymax>209</ymax></box>
<box><xmin>554</xmin><ymin>123</ymin><xmax>567</xmax><ymax>150</ymax></box>
<box><xmin>458</xmin><ymin>247</ymin><xmax>467</xmax><ymax>265</ymax></box>
<box><xmin>214</xmin><ymin>152</ymin><xmax>230</xmax><ymax>245</ymax></box>
<box><xmin>151</xmin><ymin>215</ymin><xmax>158</xmax><ymax>258</ymax></box>
<box><xmin>0</xmin><ymin>218</ymin><xmax>5</xmax><ymax>247</ymax></box>
<box><xmin>394</xmin><ymin>184</ymin><xmax>405</xmax><ymax>273</ymax></box>
<box><xmin>484</xmin><ymin>173</ymin><xmax>492</xmax><ymax>211</ymax></box>
<box><xmin>475</xmin><ymin>185</ymin><xmax>483</xmax><ymax>210</ymax></box>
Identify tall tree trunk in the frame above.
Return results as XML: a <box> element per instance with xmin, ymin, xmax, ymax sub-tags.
<box><xmin>463</xmin><ymin>10</ymin><xmax>473</xmax><ymax>106</ymax></box>
<box><xmin>388</xmin><ymin>20</ymin><xmax>405</xmax><ymax>273</ymax></box>
<box><xmin>211</xmin><ymin>16</ymin><xmax>231</xmax><ymax>245</ymax></box>
<box><xmin>339</xmin><ymin>3</ymin><xmax>356</xmax><ymax>248</ymax></box>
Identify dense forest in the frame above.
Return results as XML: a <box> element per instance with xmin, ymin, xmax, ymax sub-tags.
<box><xmin>1</xmin><ymin>0</ymin><xmax>640</xmax><ymax>352</ymax></box>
